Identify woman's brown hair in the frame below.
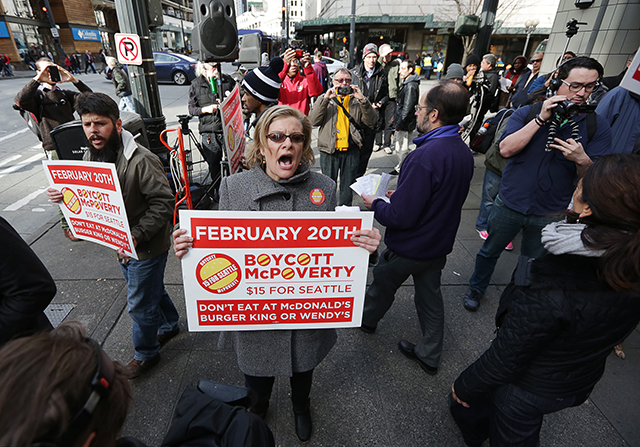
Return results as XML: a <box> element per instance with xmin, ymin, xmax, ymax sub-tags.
<box><xmin>580</xmin><ymin>154</ymin><xmax>640</xmax><ymax>293</ymax></box>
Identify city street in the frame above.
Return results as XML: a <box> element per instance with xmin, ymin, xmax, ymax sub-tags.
<box><xmin>0</xmin><ymin>72</ymin><xmax>194</xmax><ymax>240</ymax></box>
<box><xmin>1</xmin><ymin>73</ymin><xmax>639</xmax><ymax>446</ymax></box>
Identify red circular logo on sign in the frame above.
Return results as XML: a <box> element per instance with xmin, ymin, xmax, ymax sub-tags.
<box><xmin>61</xmin><ymin>187</ymin><xmax>82</xmax><ymax>214</ymax></box>
<box><xmin>310</xmin><ymin>188</ymin><xmax>325</xmax><ymax>205</ymax></box>
<box><xmin>196</xmin><ymin>253</ymin><xmax>241</xmax><ymax>294</ymax></box>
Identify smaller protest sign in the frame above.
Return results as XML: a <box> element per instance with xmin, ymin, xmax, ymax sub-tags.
<box><xmin>43</xmin><ymin>160</ymin><xmax>138</xmax><ymax>259</ymax></box>
<box><xmin>220</xmin><ymin>84</ymin><xmax>246</xmax><ymax>175</ymax></box>
<box><xmin>620</xmin><ymin>46</ymin><xmax>640</xmax><ymax>96</ymax></box>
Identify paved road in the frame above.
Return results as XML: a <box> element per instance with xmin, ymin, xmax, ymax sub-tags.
<box><xmin>0</xmin><ymin>72</ymin><xmax>195</xmax><ymax>239</ymax></box>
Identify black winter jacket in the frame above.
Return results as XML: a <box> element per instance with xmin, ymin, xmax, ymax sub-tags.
<box><xmin>351</xmin><ymin>62</ymin><xmax>388</xmax><ymax>130</ymax></box>
<box><xmin>455</xmin><ymin>254</ymin><xmax>640</xmax><ymax>403</ymax></box>
<box><xmin>0</xmin><ymin>217</ymin><xmax>56</xmax><ymax>346</ymax></box>
<box><xmin>188</xmin><ymin>74</ymin><xmax>237</xmax><ymax>134</ymax></box>
<box><xmin>394</xmin><ymin>72</ymin><xmax>420</xmax><ymax>131</ymax></box>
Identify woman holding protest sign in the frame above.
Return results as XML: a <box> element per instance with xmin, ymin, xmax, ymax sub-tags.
<box><xmin>174</xmin><ymin>105</ymin><xmax>380</xmax><ymax>442</ymax></box>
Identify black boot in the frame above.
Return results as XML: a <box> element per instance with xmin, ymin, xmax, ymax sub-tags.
<box><xmin>293</xmin><ymin>403</ymin><xmax>312</xmax><ymax>443</ymax></box>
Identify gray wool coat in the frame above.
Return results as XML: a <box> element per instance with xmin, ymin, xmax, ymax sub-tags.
<box><xmin>217</xmin><ymin>164</ymin><xmax>338</xmax><ymax>376</ymax></box>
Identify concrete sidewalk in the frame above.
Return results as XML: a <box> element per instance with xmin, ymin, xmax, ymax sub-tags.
<box><xmin>29</xmin><ymin>81</ymin><xmax>638</xmax><ymax>446</ymax></box>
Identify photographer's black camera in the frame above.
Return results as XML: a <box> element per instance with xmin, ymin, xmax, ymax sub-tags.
<box><xmin>554</xmin><ymin>100</ymin><xmax>596</xmax><ymax>119</ymax></box>
<box><xmin>337</xmin><ymin>86</ymin><xmax>354</xmax><ymax>96</ymax></box>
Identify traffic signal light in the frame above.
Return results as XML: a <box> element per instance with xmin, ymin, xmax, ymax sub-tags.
<box><xmin>42</xmin><ymin>6</ymin><xmax>48</xmax><ymax>12</ymax></box>
<box><xmin>342</xmin><ymin>37</ymin><xmax>347</xmax><ymax>44</ymax></box>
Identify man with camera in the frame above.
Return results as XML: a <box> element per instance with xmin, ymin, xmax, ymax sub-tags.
<box><xmin>14</xmin><ymin>58</ymin><xmax>92</xmax><ymax>241</ymax></box>
<box><xmin>462</xmin><ymin>56</ymin><xmax>613</xmax><ymax>312</ymax></box>
<box><xmin>308</xmin><ymin>67</ymin><xmax>377</xmax><ymax>206</ymax></box>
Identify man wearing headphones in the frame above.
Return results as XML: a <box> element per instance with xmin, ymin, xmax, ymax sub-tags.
<box><xmin>462</xmin><ymin>56</ymin><xmax>613</xmax><ymax>312</ymax></box>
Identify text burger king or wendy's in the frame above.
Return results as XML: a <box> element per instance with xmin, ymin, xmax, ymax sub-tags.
<box><xmin>43</xmin><ymin>160</ymin><xmax>138</xmax><ymax>259</ymax></box>
<box><xmin>179</xmin><ymin>210</ymin><xmax>374</xmax><ymax>331</ymax></box>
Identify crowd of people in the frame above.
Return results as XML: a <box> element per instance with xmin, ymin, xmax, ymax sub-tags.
<box><xmin>4</xmin><ymin>39</ymin><xmax>640</xmax><ymax>447</ymax></box>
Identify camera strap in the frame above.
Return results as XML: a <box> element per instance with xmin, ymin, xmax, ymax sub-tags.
<box><xmin>332</xmin><ymin>97</ymin><xmax>363</xmax><ymax>132</ymax></box>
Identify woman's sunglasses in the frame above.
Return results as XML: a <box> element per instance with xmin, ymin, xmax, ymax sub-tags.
<box><xmin>266</xmin><ymin>132</ymin><xmax>306</xmax><ymax>144</ymax></box>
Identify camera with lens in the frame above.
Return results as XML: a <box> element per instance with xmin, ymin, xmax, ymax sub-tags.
<box><xmin>337</xmin><ymin>86</ymin><xmax>354</xmax><ymax>96</ymax></box>
<box><xmin>554</xmin><ymin>100</ymin><xmax>596</xmax><ymax>119</ymax></box>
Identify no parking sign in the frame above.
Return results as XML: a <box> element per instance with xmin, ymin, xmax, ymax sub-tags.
<box><xmin>115</xmin><ymin>33</ymin><xmax>142</xmax><ymax>65</ymax></box>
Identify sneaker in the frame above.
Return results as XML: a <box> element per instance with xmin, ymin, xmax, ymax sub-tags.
<box><xmin>505</xmin><ymin>242</ymin><xmax>514</xmax><ymax>251</ymax></box>
<box><xmin>383</xmin><ymin>146</ymin><xmax>393</xmax><ymax>154</ymax></box>
<box><xmin>373</xmin><ymin>144</ymin><xmax>381</xmax><ymax>152</ymax></box>
<box><xmin>126</xmin><ymin>354</ymin><xmax>160</xmax><ymax>379</ymax></box>
<box><xmin>477</xmin><ymin>230</ymin><xmax>489</xmax><ymax>240</ymax></box>
<box><xmin>389</xmin><ymin>169</ymin><xmax>399</xmax><ymax>176</ymax></box>
<box><xmin>463</xmin><ymin>288</ymin><xmax>483</xmax><ymax>312</ymax></box>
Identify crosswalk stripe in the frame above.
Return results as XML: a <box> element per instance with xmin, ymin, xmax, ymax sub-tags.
<box><xmin>3</xmin><ymin>187</ymin><xmax>48</xmax><ymax>211</ymax></box>
<box><xmin>0</xmin><ymin>152</ymin><xmax>45</xmax><ymax>179</ymax></box>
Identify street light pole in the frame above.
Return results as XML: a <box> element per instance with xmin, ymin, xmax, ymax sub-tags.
<box><xmin>41</xmin><ymin>0</ymin><xmax>67</xmax><ymax>63</ymax></box>
<box><xmin>114</xmin><ymin>0</ymin><xmax>166</xmax><ymax>157</ymax></box>
<box><xmin>348</xmin><ymin>0</ymin><xmax>355</xmax><ymax>68</ymax></box>
<box><xmin>523</xmin><ymin>19</ymin><xmax>539</xmax><ymax>59</ymax></box>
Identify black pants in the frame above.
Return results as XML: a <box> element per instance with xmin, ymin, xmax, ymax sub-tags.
<box><xmin>245</xmin><ymin>369</ymin><xmax>314</xmax><ymax>413</ymax></box>
<box><xmin>357</xmin><ymin>127</ymin><xmax>377</xmax><ymax>178</ymax></box>
<box><xmin>375</xmin><ymin>101</ymin><xmax>395</xmax><ymax>148</ymax></box>
<box><xmin>201</xmin><ymin>132</ymin><xmax>223</xmax><ymax>188</ymax></box>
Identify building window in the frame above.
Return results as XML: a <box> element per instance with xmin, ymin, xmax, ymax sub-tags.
<box><xmin>4</xmin><ymin>0</ymin><xmax>33</xmax><ymax>18</ymax></box>
<box><xmin>94</xmin><ymin>10</ymin><xmax>106</xmax><ymax>27</ymax></box>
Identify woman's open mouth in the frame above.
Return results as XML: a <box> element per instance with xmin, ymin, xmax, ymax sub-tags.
<box><xmin>278</xmin><ymin>154</ymin><xmax>293</xmax><ymax>168</ymax></box>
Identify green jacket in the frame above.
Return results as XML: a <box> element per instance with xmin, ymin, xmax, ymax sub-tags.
<box><xmin>381</xmin><ymin>59</ymin><xmax>400</xmax><ymax>100</ymax></box>
<box><xmin>84</xmin><ymin>130</ymin><xmax>174</xmax><ymax>260</ymax></box>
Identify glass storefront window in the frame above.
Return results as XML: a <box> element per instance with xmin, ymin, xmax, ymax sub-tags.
<box><xmin>4</xmin><ymin>0</ymin><xmax>33</xmax><ymax>18</ymax></box>
<box><xmin>9</xmin><ymin>22</ymin><xmax>43</xmax><ymax>61</ymax></box>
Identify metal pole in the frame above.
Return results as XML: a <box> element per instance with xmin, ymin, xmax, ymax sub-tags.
<box><xmin>114</xmin><ymin>0</ymin><xmax>166</xmax><ymax>156</ymax></box>
<box><xmin>473</xmin><ymin>0</ymin><xmax>499</xmax><ymax>57</ymax></box>
<box><xmin>348</xmin><ymin>0</ymin><xmax>355</xmax><ymax>68</ymax></box>
<box><xmin>523</xmin><ymin>31</ymin><xmax>531</xmax><ymax>58</ymax></box>
<box><xmin>41</xmin><ymin>0</ymin><xmax>67</xmax><ymax>64</ymax></box>
<box><xmin>282</xmin><ymin>0</ymin><xmax>287</xmax><ymax>48</ymax></box>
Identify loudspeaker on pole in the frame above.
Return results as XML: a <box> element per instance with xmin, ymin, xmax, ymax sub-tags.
<box><xmin>192</xmin><ymin>0</ymin><xmax>239</xmax><ymax>62</ymax></box>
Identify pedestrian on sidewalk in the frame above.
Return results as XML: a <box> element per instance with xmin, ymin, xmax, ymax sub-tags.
<box><xmin>360</xmin><ymin>82</ymin><xmax>474</xmax><ymax>377</ymax></box>
<box><xmin>188</xmin><ymin>60</ymin><xmax>237</xmax><ymax>188</ymax></box>
<box><xmin>14</xmin><ymin>58</ymin><xmax>92</xmax><ymax>241</ymax></box>
<box><xmin>84</xmin><ymin>50</ymin><xmax>97</xmax><ymax>73</ymax></box>
<box><xmin>47</xmin><ymin>93</ymin><xmax>180</xmax><ymax>378</ymax></box>
<box><xmin>389</xmin><ymin>59</ymin><xmax>420</xmax><ymax>175</ymax></box>
<box><xmin>106</xmin><ymin>57</ymin><xmax>135</xmax><ymax>113</ymax></box>
<box><xmin>173</xmin><ymin>105</ymin><xmax>381</xmax><ymax>443</ymax></box>
<box><xmin>461</xmin><ymin>57</ymin><xmax>613</xmax><ymax>313</ymax></box>
<box><xmin>451</xmin><ymin>154</ymin><xmax>640</xmax><ymax>447</ymax></box>
<box><xmin>351</xmin><ymin>43</ymin><xmax>389</xmax><ymax>177</ymax></box>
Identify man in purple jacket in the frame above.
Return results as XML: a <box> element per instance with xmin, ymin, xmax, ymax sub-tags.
<box><xmin>361</xmin><ymin>81</ymin><xmax>473</xmax><ymax>375</ymax></box>
<box><xmin>312</xmin><ymin>51</ymin><xmax>329</xmax><ymax>92</ymax></box>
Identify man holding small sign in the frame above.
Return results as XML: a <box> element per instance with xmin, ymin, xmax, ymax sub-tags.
<box><xmin>47</xmin><ymin>93</ymin><xmax>180</xmax><ymax>378</ymax></box>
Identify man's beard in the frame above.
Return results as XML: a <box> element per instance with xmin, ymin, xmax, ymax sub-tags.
<box><xmin>88</xmin><ymin>128</ymin><xmax>121</xmax><ymax>163</ymax></box>
<box><xmin>416</xmin><ymin>115</ymin><xmax>432</xmax><ymax>135</ymax></box>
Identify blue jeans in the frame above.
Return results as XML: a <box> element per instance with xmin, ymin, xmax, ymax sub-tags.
<box><xmin>320</xmin><ymin>149</ymin><xmax>359</xmax><ymax>206</ymax></box>
<box><xmin>468</xmin><ymin>195</ymin><xmax>560</xmax><ymax>296</ymax></box>
<box><xmin>363</xmin><ymin>249</ymin><xmax>447</xmax><ymax>367</ymax></box>
<box><xmin>476</xmin><ymin>169</ymin><xmax>502</xmax><ymax>232</ymax></box>
<box><xmin>120</xmin><ymin>251</ymin><xmax>180</xmax><ymax>361</ymax></box>
<box><xmin>452</xmin><ymin>384</ymin><xmax>590</xmax><ymax>446</ymax></box>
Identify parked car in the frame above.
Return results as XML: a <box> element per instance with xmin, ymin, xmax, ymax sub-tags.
<box><xmin>153</xmin><ymin>51</ymin><xmax>197</xmax><ymax>85</ymax></box>
<box><xmin>321</xmin><ymin>56</ymin><xmax>346</xmax><ymax>75</ymax></box>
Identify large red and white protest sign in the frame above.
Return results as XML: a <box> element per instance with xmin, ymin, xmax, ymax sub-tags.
<box><xmin>179</xmin><ymin>210</ymin><xmax>374</xmax><ymax>331</ymax></box>
<box><xmin>220</xmin><ymin>85</ymin><xmax>245</xmax><ymax>175</ymax></box>
<box><xmin>620</xmin><ymin>46</ymin><xmax>640</xmax><ymax>96</ymax></box>
<box><xmin>43</xmin><ymin>160</ymin><xmax>138</xmax><ymax>259</ymax></box>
